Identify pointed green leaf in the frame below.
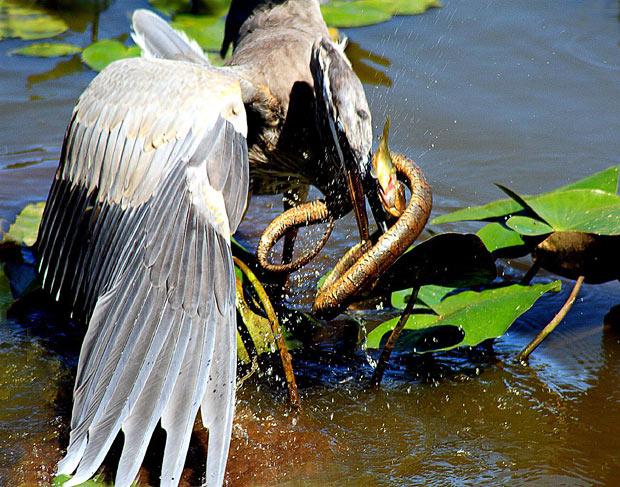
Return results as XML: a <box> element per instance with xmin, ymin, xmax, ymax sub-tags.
<box><xmin>432</xmin><ymin>166</ymin><xmax>620</xmax><ymax>225</ymax></box>
<box><xmin>81</xmin><ymin>40</ymin><xmax>141</xmax><ymax>72</ymax></box>
<box><xmin>368</xmin><ymin>281</ymin><xmax>561</xmax><ymax>353</ymax></box>
<box><xmin>562</xmin><ymin>166</ymin><xmax>619</xmax><ymax>194</ymax></box>
<box><xmin>10</xmin><ymin>42</ymin><xmax>81</xmax><ymax>57</ymax></box>
<box><xmin>521</xmin><ymin>189</ymin><xmax>620</xmax><ymax>235</ymax></box>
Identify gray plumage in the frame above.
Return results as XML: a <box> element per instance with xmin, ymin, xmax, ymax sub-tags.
<box><xmin>39</xmin><ymin>58</ymin><xmax>247</xmax><ymax>487</ymax></box>
<box><xmin>39</xmin><ymin>2</ymin><xmax>373</xmax><ymax>485</ymax></box>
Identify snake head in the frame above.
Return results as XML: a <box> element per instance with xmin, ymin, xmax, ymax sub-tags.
<box><xmin>371</xmin><ymin>118</ymin><xmax>406</xmax><ymax>218</ymax></box>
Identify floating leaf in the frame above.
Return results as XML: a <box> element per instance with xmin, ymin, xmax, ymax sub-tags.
<box><xmin>509</xmin><ymin>188</ymin><xmax>620</xmax><ymax>236</ymax></box>
<box><xmin>81</xmin><ymin>40</ymin><xmax>140</xmax><ymax>72</ymax></box>
<box><xmin>149</xmin><ymin>0</ymin><xmax>189</xmax><ymax>16</ymax></box>
<box><xmin>476</xmin><ymin>222</ymin><xmax>527</xmax><ymax>256</ymax></box>
<box><xmin>374</xmin><ymin>233</ymin><xmax>496</xmax><ymax>293</ymax></box>
<box><xmin>367</xmin><ymin>0</ymin><xmax>441</xmax><ymax>15</ymax></box>
<box><xmin>2</xmin><ymin>202</ymin><xmax>45</xmax><ymax>246</ymax></box>
<box><xmin>367</xmin><ymin>281</ymin><xmax>561</xmax><ymax>353</ymax></box>
<box><xmin>10</xmin><ymin>42</ymin><xmax>81</xmax><ymax>57</ymax></box>
<box><xmin>0</xmin><ymin>0</ymin><xmax>68</xmax><ymax>40</ymax></box>
<box><xmin>321</xmin><ymin>1</ymin><xmax>393</xmax><ymax>28</ymax></box>
<box><xmin>172</xmin><ymin>15</ymin><xmax>224</xmax><ymax>52</ymax></box>
<box><xmin>385</xmin><ymin>0</ymin><xmax>442</xmax><ymax>15</ymax></box>
<box><xmin>432</xmin><ymin>166</ymin><xmax>620</xmax><ymax>225</ymax></box>
<box><xmin>505</xmin><ymin>215</ymin><xmax>553</xmax><ymax>236</ymax></box>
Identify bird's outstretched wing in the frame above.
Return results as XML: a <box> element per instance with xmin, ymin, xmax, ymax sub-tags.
<box><xmin>131</xmin><ymin>9</ymin><xmax>210</xmax><ymax>65</ymax></box>
<box><xmin>37</xmin><ymin>57</ymin><xmax>248</xmax><ymax>487</ymax></box>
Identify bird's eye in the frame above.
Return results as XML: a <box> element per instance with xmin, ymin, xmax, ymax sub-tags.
<box><xmin>357</xmin><ymin>109</ymin><xmax>369</xmax><ymax>120</ymax></box>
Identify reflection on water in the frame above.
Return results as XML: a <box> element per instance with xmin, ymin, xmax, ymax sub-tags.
<box><xmin>1</xmin><ymin>0</ymin><xmax>620</xmax><ymax>485</ymax></box>
<box><xmin>346</xmin><ymin>40</ymin><xmax>393</xmax><ymax>87</ymax></box>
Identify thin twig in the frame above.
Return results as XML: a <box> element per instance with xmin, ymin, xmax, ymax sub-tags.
<box><xmin>233</xmin><ymin>257</ymin><xmax>301</xmax><ymax>410</ymax></box>
<box><xmin>370</xmin><ymin>286</ymin><xmax>420</xmax><ymax>388</ymax></box>
<box><xmin>518</xmin><ymin>275</ymin><xmax>585</xmax><ymax>362</ymax></box>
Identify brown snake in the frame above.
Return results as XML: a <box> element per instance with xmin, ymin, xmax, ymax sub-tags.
<box><xmin>257</xmin><ymin>153</ymin><xmax>433</xmax><ymax>319</ymax></box>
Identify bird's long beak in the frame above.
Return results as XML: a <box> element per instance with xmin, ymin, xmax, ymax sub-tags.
<box><xmin>345</xmin><ymin>155</ymin><xmax>370</xmax><ymax>242</ymax></box>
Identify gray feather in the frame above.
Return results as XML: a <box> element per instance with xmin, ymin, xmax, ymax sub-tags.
<box><xmin>132</xmin><ymin>9</ymin><xmax>210</xmax><ymax>65</ymax></box>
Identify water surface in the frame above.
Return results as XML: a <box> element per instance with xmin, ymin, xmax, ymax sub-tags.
<box><xmin>1</xmin><ymin>0</ymin><xmax>619</xmax><ymax>485</ymax></box>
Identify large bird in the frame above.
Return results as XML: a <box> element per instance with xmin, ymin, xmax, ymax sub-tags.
<box><xmin>36</xmin><ymin>1</ymin><xmax>405</xmax><ymax>485</ymax></box>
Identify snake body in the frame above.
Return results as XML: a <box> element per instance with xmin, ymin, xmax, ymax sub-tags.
<box><xmin>257</xmin><ymin>154</ymin><xmax>432</xmax><ymax>319</ymax></box>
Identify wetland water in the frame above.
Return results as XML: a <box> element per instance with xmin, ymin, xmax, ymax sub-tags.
<box><xmin>1</xmin><ymin>0</ymin><xmax>620</xmax><ymax>485</ymax></box>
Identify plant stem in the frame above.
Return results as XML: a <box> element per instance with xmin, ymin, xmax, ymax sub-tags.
<box><xmin>233</xmin><ymin>257</ymin><xmax>301</xmax><ymax>410</ymax></box>
<box><xmin>520</xmin><ymin>259</ymin><xmax>541</xmax><ymax>285</ymax></box>
<box><xmin>370</xmin><ymin>286</ymin><xmax>420</xmax><ymax>388</ymax></box>
<box><xmin>518</xmin><ymin>275</ymin><xmax>584</xmax><ymax>362</ymax></box>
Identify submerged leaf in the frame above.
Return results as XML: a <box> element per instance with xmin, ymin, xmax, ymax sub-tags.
<box><xmin>10</xmin><ymin>42</ymin><xmax>81</xmax><ymax>57</ymax></box>
<box><xmin>367</xmin><ymin>281</ymin><xmax>561</xmax><ymax>353</ymax></box>
<box><xmin>81</xmin><ymin>40</ymin><xmax>140</xmax><ymax>72</ymax></box>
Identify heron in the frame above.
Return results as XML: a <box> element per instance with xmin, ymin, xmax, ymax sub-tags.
<box><xmin>36</xmin><ymin>1</ymin><xmax>430</xmax><ymax>485</ymax></box>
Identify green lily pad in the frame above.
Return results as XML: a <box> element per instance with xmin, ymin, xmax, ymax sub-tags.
<box><xmin>321</xmin><ymin>1</ymin><xmax>393</xmax><ymax>28</ymax></box>
<box><xmin>367</xmin><ymin>281</ymin><xmax>561</xmax><ymax>353</ymax></box>
<box><xmin>366</xmin><ymin>0</ymin><xmax>442</xmax><ymax>15</ymax></box>
<box><xmin>81</xmin><ymin>40</ymin><xmax>141</xmax><ymax>72</ymax></box>
<box><xmin>476</xmin><ymin>222</ymin><xmax>527</xmax><ymax>256</ymax></box>
<box><xmin>2</xmin><ymin>202</ymin><xmax>45</xmax><ymax>246</ymax></box>
<box><xmin>10</xmin><ymin>42</ymin><xmax>82</xmax><ymax>57</ymax></box>
<box><xmin>390</xmin><ymin>283</ymin><xmax>451</xmax><ymax>310</ymax></box>
<box><xmin>0</xmin><ymin>0</ymin><xmax>68</xmax><ymax>40</ymax></box>
<box><xmin>505</xmin><ymin>215</ymin><xmax>553</xmax><ymax>236</ymax></box>
<box><xmin>171</xmin><ymin>15</ymin><xmax>224</xmax><ymax>52</ymax></box>
<box><xmin>432</xmin><ymin>166</ymin><xmax>620</xmax><ymax>225</ymax></box>
<box><xmin>149</xmin><ymin>0</ymin><xmax>190</xmax><ymax>16</ymax></box>
<box><xmin>373</xmin><ymin>233</ymin><xmax>496</xmax><ymax>293</ymax></box>
<box><xmin>509</xmin><ymin>188</ymin><xmax>620</xmax><ymax>236</ymax></box>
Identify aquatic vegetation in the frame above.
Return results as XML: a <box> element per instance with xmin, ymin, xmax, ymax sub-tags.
<box><xmin>0</xmin><ymin>0</ymin><xmax>68</xmax><ymax>40</ymax></box>
<box><xmin>1</xmin><ymin>0</ymin><xmax>440</xmax><ymax>76</ymax></box>
<box><xmin>433</xmin><ymin>166</ymin><xmax>620</xmax><ymax>360</ymax></box>
<box><xmin>80</xmin><ymin>39</ymin><xmax>140</xmax><ymax>71</ymax></box>
<box><xmin>10</xmin><ymin>42</ymin><xmax>81</xmax><ymax>57</ymax></box>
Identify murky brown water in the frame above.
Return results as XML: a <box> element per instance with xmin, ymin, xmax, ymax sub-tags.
<box><xmin>1</xmin><ymin>0</ymin><xmax>619</xmax><ymax>485</ymax></box>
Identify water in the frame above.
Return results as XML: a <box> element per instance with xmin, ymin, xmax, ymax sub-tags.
<box><xmin>1</xmin><ymin>0</ymin><xmax>619</xmax><ymax>485</ymax></box>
